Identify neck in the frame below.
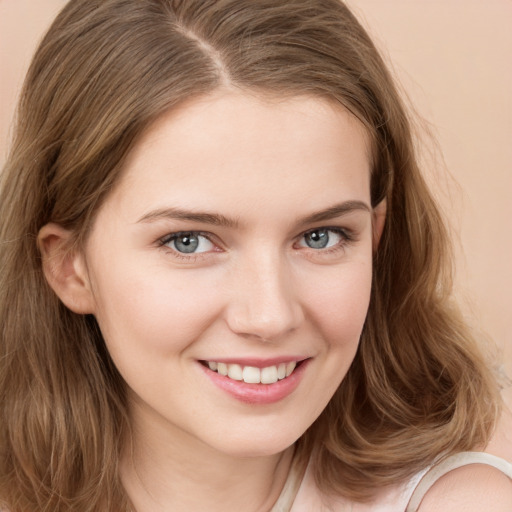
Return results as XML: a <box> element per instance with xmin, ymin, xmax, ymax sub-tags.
<box><xmin>120</xmin><ymin>402</ymin><xmax>295</xmax><ymax>512</ymax></box>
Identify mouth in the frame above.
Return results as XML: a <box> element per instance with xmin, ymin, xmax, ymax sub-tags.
<box><xmin>200</xmin><ymin>360</ymin><xmax>304</xmax><ymax>385</ymax></box>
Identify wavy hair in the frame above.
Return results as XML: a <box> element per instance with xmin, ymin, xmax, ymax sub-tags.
<box><xmin>0</xmin><ymin>0</ymin><xmax>499</xmax><ymax>509</ymax></box>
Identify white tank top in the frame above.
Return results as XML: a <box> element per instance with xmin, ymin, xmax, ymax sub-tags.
<box><xmin>405</xmin><ymin>452</ymin><xmax>512</xmax><ymax>512</ymax></box>
<box><xmin>272</xmin><ymin>451</ymin><xmax>512</xmax><ymax>512</ymax></box>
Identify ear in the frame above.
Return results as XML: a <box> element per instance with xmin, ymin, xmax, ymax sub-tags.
<box><xmin>38</xmin><ymin>223</ymin><xmax>96</xmax><ymax>314</ymax></box>
<box><xmin>372</xmin><ymin>199</ymin><xmax>387</xmax><ymax>250</ymax></box>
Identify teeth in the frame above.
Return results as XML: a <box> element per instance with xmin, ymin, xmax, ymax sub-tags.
<box><xmin>227</xmin><ymin>363</ymin><xmax>243</xmax><ymax>381</ymax></box>
<box><xmin>285</xmin><ymin>361</ymin><xmax>296</xmax><ymax>377</ymax></box>
<box><xmin>206</xmin><ymin>361</ymin><xmax>298</xmax><ymax>384</ymax></box>
<box><xmin>217</xmin><ymin>362</ymin><xmax>228</xmax><ymax>376</ymax></box>
<box><xmin>243</xmin><ymin>366</ymin><xmax>261</xmax><ymax>384</ymax></box>
<box><xmin>261</xmin><ymin>366</ymin><xmax>278</xmax><ymax>384</ymax></box>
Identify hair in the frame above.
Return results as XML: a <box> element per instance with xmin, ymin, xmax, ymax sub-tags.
<box><xmin>0</xmin><ymin>0</ymin><xmax>500</xmax><ymax>510</ymax></box>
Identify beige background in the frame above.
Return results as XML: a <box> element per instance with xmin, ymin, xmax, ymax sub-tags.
<box><xmin>1</xmin><ymin>1</ymin><xmax>511</xmax><ymax>452</ymax></box>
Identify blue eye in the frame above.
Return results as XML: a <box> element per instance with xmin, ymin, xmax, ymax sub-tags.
<box><xmin>300</xmin><ymin>229</ymin><xmax>344</xmax><ymax>249</ymax></box>
<box><xmin>163</xmin><ymin>232</ymin><xmax>215</xmax><ymax>254</ymax></box>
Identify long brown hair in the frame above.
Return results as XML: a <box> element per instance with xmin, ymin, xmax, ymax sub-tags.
<box><xmin>0</xmin><ymin>0</ymin><xmax>499</xmax><ymax>509</ymax></box>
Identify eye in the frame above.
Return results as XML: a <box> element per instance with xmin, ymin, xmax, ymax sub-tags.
<box><xmin>298</xmin><ymin>228</ymin><xmax>345</xmax><ymax>249</ymax></box>
<box><xmin>161</xmin><ymin>232</ymin><xmax>215</xmax><ymax>254</ymax></box>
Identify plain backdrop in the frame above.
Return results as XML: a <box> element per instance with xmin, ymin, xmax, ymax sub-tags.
<box><xmin>1</xmin><ymin>0</ymin><xmax>511</xmax><ymax>454</ymax></box>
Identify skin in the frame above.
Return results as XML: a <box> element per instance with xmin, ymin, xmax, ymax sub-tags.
<box><xmin>417</xmin><ymin>465</ymin><xmax>512</xmax><ymax>512</ymax></box>
<box><xmin>39</xmin><ymin>91</ymin><xmax>512</xmax><ymax>510</ymax></box>
<box><xmin>41</xmin><ymin>91</ymin><xmax>384</xmax><ymax>511</ymax></box>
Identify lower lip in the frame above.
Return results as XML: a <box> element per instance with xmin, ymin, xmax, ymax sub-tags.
<box><xmin>200</xmin><ymin>360</ymin><xmax>310</xmax><ymax>404</ymax></box>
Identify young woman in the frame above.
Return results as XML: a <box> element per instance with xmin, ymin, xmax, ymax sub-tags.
<box><xmin>1</xmin><ymin>1</ymin><xmax>511</xmax><ymax>511</ymax></box>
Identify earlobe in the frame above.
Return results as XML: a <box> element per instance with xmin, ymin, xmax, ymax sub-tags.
<box><xmin>372</xmin><ymin>199</ymin><xmax>387</xmax><ymax>250</ymax></box>
<box><xmin>38</xmin><ymin>223</ymin><xmax>96</xmax><ymax>314</ymax></box>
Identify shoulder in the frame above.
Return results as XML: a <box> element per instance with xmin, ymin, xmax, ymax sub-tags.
<box><xmin>417</xmin><ymin>463</ymin><xmax>512</xmax><ymax>512</ymax></box>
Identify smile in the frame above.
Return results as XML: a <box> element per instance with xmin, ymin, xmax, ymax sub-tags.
<box><xmin>199</xmin><ymin>358</ymin><xmax>310</xmax><ymax>404</ymax></box>
<box><xmin>205</xmin><ymin>361</ymin><xmax>297</xmax><ymax>384</ymax></box>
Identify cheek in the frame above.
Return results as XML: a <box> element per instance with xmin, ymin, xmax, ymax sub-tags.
<box><xmin>90</xmin><ymin>262</ymin><xmax>224</xmax><ymax>356</ymax></box>
<box><xmin>303</xmin><ymin>260</ymin><xmax>372</xmax><ymax>346</ymax></box>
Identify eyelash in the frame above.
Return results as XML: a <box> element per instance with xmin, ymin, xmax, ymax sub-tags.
<box><xmin>297</xmin><ymin>226</ymin><xmax>354</xmax><ymax>254</ymax></box>
<box><xmin>157</xmin><ymin>227</ymin><xmax>354</xmax><ymax>261</ymax></box>
<box><xmin>158</xmin><ymin>231</ymin><xmax>219</xmax><ymax>261</ymax></box>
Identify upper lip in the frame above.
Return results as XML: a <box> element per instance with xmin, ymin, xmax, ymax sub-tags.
<box><xmin>200</xmin><ymin>356</ymin><xmax>310</xmax><ymax>368</ymax></box>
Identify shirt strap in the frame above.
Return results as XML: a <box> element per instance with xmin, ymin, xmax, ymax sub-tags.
<box><xmin>406</xmin><ymin>451</ymin><xmax>512</xmax><ymax>512</ymax></box>
<box><xmin>271</xmin><ymin>451</ymin><xmax>308</xmax><ymax>512</ymax></box>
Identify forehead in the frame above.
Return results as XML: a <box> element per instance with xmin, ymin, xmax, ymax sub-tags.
<box><xmin>131</xmin><ymin>91</ymin><xmax>370</xmax><ymax>164</ymax></box>
<box><xmin>105</xmin><ymin>91</ymin><xmax>372</xmax><ymax>219</ymax></box>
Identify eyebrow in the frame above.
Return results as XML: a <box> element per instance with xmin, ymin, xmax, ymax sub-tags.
<box><xmin>298</xmin><ymin>200</ymin><xmax>371</xmax><ymax>225</ymax></box>
<box><xmin>137</xmin><ymin>207</ymin><xmax>240</xmax><ymax>228</ymax></box>
<box><xmin>136</xmin><ymin>200</ymin><xmax>371</xmax><ymax>228</ymax></box>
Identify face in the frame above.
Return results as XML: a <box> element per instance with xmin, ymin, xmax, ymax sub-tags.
<box><xmin>79</xmin><ymin>92</ymin><xmax>380</xmax><ymax>458</ymax></box>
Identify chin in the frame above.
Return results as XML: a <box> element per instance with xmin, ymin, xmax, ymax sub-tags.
<box><xmin>205</xmin><ymin>423</ymin><xmax>307</xmax><ymax>459</ymax></box>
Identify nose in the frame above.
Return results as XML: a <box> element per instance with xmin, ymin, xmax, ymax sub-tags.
<box><xmin>225</xmin><ymin>251</ymin><xmax>304</xmax><ymax>342</ymax></box>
